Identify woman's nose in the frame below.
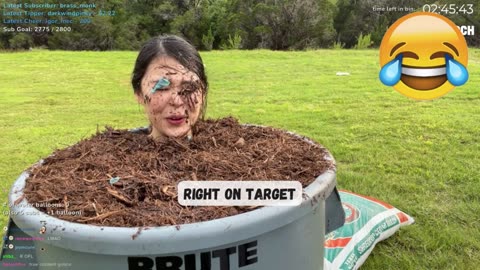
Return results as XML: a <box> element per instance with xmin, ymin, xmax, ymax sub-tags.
<box><xmin>169</xmin><ymin>91</ymin><xmax>184</xmax><ymax>107</ymax></box>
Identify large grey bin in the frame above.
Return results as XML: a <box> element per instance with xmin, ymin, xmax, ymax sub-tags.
<box><xmin>2</xmin><ymin>144</ymin><xmax>344</xmax><ymax>270</ymax></box>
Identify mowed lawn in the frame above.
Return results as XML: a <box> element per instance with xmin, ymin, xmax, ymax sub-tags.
<box><xmin>0</xmin><ymin>49</ymin><xmax>479</xmax><ymax>269</ymax></box>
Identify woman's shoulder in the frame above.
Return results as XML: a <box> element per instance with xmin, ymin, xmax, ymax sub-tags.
<box><xmin>129</xmin><ymin>126</ymin><xmax>151</xmax><ymax>134</ymax></box>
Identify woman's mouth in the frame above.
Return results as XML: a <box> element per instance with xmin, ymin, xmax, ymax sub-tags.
<box><xmin>166</xmin><ymin>115</ymin><xmax>186</xmax><ymax>125</ymax></box>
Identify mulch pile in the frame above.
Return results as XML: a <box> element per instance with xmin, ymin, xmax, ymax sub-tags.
<box><xmin>23</xmin><ymin>117</ymin><xmax>333</xmax><ymax>227</ymax></box>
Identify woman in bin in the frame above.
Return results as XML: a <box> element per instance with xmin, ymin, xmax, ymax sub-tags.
<box><xmin>131</xmin><ymin>35</ymin><xmax>208</xmax><ymax>141</ymax></box>
<box><xmin>130</xmin><ymin>34</ymin><xmax>345</xmax><ymax>234</ymax></box>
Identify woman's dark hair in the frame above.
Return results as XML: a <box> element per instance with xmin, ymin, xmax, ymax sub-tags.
<box><xmin>131</xmin><ymin>35</ymin><xmax>208</xmax><ymax>118</ymax></box>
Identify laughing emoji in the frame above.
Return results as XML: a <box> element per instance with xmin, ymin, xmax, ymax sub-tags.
<box><xmin>379</xmin><ymin>12</ymin><xmax>469</xmax><ymax>100</ymax></box>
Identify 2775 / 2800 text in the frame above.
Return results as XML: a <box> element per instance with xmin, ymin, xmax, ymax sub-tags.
<box><xmin>3</xmin><ymin>26</ymin><xmax>72</xmax><ymax>32</ymax></box>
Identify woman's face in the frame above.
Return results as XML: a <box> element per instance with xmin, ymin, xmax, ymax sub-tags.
<box><xmin>137</xmin><ymin>56</ymin><xmax>204</xmax><ymax>140</ymax></box>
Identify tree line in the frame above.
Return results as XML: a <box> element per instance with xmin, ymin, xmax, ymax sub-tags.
<box><xmin>1</xmin><ymin>0</ymin><xmax>479</xmax><ymax>51</ymax></box>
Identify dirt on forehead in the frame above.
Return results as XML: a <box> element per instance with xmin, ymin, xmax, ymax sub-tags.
<box><xmin>23</xmin><ymin>117</ymin><xmax>333</xmax><ymax>227</ymax></box>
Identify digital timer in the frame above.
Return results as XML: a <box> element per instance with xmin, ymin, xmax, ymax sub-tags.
<box><xmin>423</xmin><ymin>4</ymin><xmax>474</xmax><ymax>15</ymax></box>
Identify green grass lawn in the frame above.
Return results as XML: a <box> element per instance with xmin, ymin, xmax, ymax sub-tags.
<box><xmin>1</xmin><ymin>49</ymin><xmax>479</xmax><ymax>269</ymax></box>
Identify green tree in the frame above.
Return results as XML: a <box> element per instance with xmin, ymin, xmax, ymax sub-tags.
<box><xmin>253</xmin><ymin>0</ymin><xmax>336</xmax><ymax>50</ymax></box>
<box><xmin>334</xmin><ymin>0</ymin><xmax>420</xmax><ymax>48</ymax></box>
<box><xmin>49</xmin><ymin>16</ymin><xmax>114</xmax><ymax>50</ymax></box>
<box><xmin>9</xmin><ymin>33</ymin><xmax>33</xmax><ymax>50</ymax></box>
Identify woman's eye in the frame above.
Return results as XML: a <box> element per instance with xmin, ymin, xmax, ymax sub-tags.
<box><xmin>150</xmin><ymin>86</ymin><xmax>163</xmax><ymax>94</ymax></box>
<box><xmin>155</xmin><ymin>87</ymin><xmax>169</xmax><ymax>92</ymax></box>
<box><xmin>150</xmin><ymin>78</ymin><xmax>171</xmax><ymax>94</ymax></box>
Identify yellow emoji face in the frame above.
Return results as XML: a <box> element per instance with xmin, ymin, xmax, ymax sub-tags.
<box><xmin>379</xmin><ymin>12</ymin><xmax>469</xmax><ymax>100</ymax></box>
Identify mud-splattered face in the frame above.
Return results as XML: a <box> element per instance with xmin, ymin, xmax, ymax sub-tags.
<box><xmin>137</xmin><ymin>56</ymin><xmax>204</xmax><ymax>140</ymax></box>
